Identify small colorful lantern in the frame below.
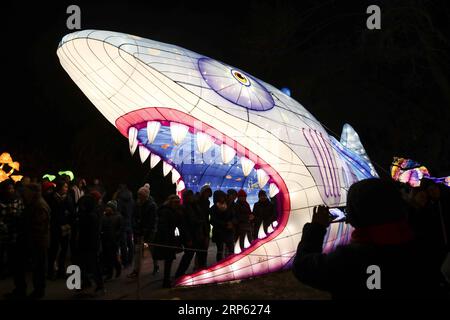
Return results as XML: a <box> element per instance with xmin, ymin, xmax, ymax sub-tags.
<box><xmin>42</xmin><ymin>174</ymin><xmax>57</xmax><ymax>182</ymax></box>
<box><xmin>391</xmin><ymin>157</ymin><xmax>449</xmax><ymax>188</ymax></box>
<box><xmin>0</xmin><ymin>152</ymin><xmax>22</xmax><ymax>183</ymax></box>
<box><xmin>58</xmin><ymin>170</ymin><xmax>75</xmax><ymax>181</ymax></box>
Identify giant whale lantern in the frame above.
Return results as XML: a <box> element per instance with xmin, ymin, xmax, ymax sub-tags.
<box><xmin>57</xmin><ymin>30</ymin><xmax>378</xmax><ymax>286</ymax></box>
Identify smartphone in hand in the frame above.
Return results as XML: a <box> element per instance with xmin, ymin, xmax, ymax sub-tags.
<box><xmin>328</xmin><ymin>207</ymin><xmax>346</xmax><ymax>223</ymax></box>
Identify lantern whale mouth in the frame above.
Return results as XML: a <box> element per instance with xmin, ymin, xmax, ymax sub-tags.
<box><xmin>116</xmin><ymin>107</ymin><xmax>291</xmax><ymax>286</ymax></box>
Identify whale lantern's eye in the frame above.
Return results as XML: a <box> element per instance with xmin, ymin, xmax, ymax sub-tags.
<box><xmin>198</xmin><ymin>57</ymin><xmax>274</xmax><ymax>111</ymax></box>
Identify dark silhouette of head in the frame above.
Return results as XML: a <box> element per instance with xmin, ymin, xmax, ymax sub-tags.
<box><xmin>182</xmin><ymin>189</ymin><xmax>194</xmax><ymax>204</ymax></box>
<box><xmin>346</xmin><ymin>178</ymin><xmax>407</xmax><ymax>228</ymax></box>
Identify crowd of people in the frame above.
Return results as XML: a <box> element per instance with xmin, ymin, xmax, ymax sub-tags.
<box><xmin>0</xmin><ymin>176</ymin><xmax>278</xmax><ymax>299</ymax></box>
<box><xmin>2</xmin><ymin>172</ymin><xmax>448</xmax><ymax>300</ymax></box>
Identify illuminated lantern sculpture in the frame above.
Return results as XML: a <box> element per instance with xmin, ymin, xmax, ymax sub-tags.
<box><xmin>0</xmin><ymin>169</ymin><xmax>8</xmax><ymax>183</ymax></box>
<box><xmin>58</xmin><ymin>30</ymin><xmax>380</xmax><ymax>286</ymax></box>
<box><xmin>42</xmin><ymin>174</ymin><xmax>57</xmax><ymax>182</ymax></box>
<box><xmin>42</xmin><ymin>171</ymin><xmax>75</xmax><ymax>182</ymax></box>
<box><xmin>58</xmin><ymin>170</ymin><xmax>75</xmax><ymax>181</ymax></box>
<box><xmin>0</xmin><ymin>152</ymin><xmax>23</xmax><ymax>183</ymax></box>
<box><xmin>391</xmin><ymin>157</ymin><xmax>449</xmax><ymax>188</ymax></box>
<box><xmin>0</xmin><ymin>152</ymin><xmax>13</xmax><ymax>168</ymax></box>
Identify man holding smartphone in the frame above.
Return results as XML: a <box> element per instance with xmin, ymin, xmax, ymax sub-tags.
<box><xmin>292</xmin><ymin>178</ymin><xmax>443</xmax><ymax>299</ymax></box>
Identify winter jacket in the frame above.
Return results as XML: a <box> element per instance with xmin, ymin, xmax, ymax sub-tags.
<box><xmin>153</xmin><ymin>205</ymin><xmax>182</xmax><ymax>261</ymax></box>
<box><xmin>78</xmin><ymin>197</ymin><xmax>102</xmax><ymax>252</ymax></box>
<box><xmin>117</xmin><ymin>189</ymin><xmax>135</xmax><ymax>232</ymax></box>
<box><xmin>23</xmin><ymin>197</ymin><xmax>50</xmax><ymax>249</ymax></box>
<box><xmin>293</xmin><ymin>222</ymin><xmax>442</xmax><ymax>299</ymax></box>
<box><xmin>235</xmin><ymin>200</ymin><xmax>253</xmax><ymax>232</ymax></box>
<box><xmin>180</xmin><ymin>202</ymin><xmax>210</xmax><ymax>245</ymax></box>
<box><xmin>197</xmin><ymin>197</ymin><xmax>211</xmax><ymax>235</ymax></box>
<box><xmin>0</xmin><ymin>196</ymin><xmax>25</xmax><ymax>245</ymax></box>
<box><xmin>47</xmin><ymin>192</ymin><xmax>74</xmax><ymax>234</ymax></box>
<box><xmin>101</xmin><ymin>211</ymin><xmax>123</xmax><ymax>247</ymax></box>
<box><xmin>253</xmin><ymin>200</ymin><xmax>276</xmax><ymax>232</ymax></box>
<box><xmin>210</xmin><ymin>204</ymin><xmax>234</xmax><ymax>244</ymax></box>
<box><xmin>132</xmin><ymin>197</ymin><xmax>157</xmax><ymax>242</ymax></box>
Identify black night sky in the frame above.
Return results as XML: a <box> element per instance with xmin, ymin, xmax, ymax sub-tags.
<box><xmin>1</xmin><ymin>0</ymin><xmax>449</xmax><ymax>201</ymax></box>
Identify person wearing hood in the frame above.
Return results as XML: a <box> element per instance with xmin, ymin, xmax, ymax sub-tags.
<box><xmin>113</xmin><ymin>184</ymin><xmax>135</xmax><ymax>268</ymax></box>
<box><xmin>127</xmin><ymin>183</ymin><xmax>157</xmax><ymax>278</ymax></box>
<box><xmin>101</xmin><ymin>200</ymin><xmax>123</xmax><ymax>280</ymax></box>
<box><xmin>235</xmin><ymin>189</ymin><xmax>255</xmax><ymax>248</ymax></box>
<box><xmin>292</xmin><ymin>178</ymin><xmax>442</xmax><ymax>299</ymax></box>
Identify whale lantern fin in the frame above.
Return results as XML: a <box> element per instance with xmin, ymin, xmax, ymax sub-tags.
<box><xmin>340</xmin><ymin>124</ymin><xmax>378</xmax><ymax>177</ymax></box>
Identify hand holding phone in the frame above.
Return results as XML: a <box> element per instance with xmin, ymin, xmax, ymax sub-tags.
<box><xmin>312</xmin><ymin>205</ymin><xmax>331</xmax><ymax>228</ymax></box>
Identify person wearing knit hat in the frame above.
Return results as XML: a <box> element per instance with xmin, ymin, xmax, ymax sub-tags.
<box><xmin>137</xmin><ymin>183</ymin><xmax>150</xmax><ymax>200</ymax></box>
<box><xmin>90</xmin><ymin>190</ymin><xmax>102</xmax><ymax>204</ymax></box>
<box><xmin>106</xmin><ymin>200</ymin><xmax>118</xmax><ymax>211</ymax></box>
<box><xmin>237</xmin><ymin>189</ymin><xmax>247</xmax><ymax>199</ymax></box>
<box><xmin>41</xmin><ymin>181</ymin><xmax>56</xmax><ymax>194</ymax></box>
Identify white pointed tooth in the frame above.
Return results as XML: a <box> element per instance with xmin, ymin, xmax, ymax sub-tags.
<box><xmin>176</xmin><ymin>180</ymin><xmax>185</xmax><ymax>192</ymax></box>
<box><xmin>174</xmin><ymin>227</ymin><xmax>180</xmax><ymax>237</ymax></box>
<box><xmin>171</xmin><ymin>168</ymin><xmax>181</xmax><ymax>184</ymax></box>
<box><xmin>146</xmin><ymin>121</ymin><xmax>161</xmax><ymax>144</ymax></box>
<box><xmin>128</xmin><ymin>127</ymin><xmax>138</xmax><ymax>155</ymax></box>
<box><xmin>170</xmin><ymin>122</ymin><xmax>189</xmax><ymax>145</ymax></box>
<box><xmin>272</xmin><ymin>220</ymin><xmax>278</xmax><ymax>228</ymax></box>
<box><xmin>163</xmin><ymin>162</ymin><xmax>173</xmax><ymax>177</ymax></box>
<box><xmin>244</xmin><ymin>234</ymin><xmax>251</xmax><ymax>249</ymax></box>
<box><xmin>138</xmin><ymin>146</ymin><xmax>150</xmax><ymax>163</ymax></box>
<box><xmin>150</xmin><ymin>153</ymin><xmax>161</xmax><ymax>169</ymax></box>
<box><xmin>196</xmin><ymin>132</ymin><xmax>214</xmax><ymax>153</ymax></box>
<box><xmin>234</xmin><ymin>237</ymin><xmax>241</xmax><ymax>254</ymax></box>
<box><xmin>269</xmin><ymin>183</ymin><xmax>279</xmax><ymax>198</ymax></box>
<box><xmin>256</xmin><ymin>169</ymin><xmax>269</xmax><ymax>189</ymax></box>
<box><xmin>267</xmin><ymin>224</ymin><xmax>274</xmax><ymax>234</ymax></box>
<box><xmin>220</xmin><ymin>144</ymin><xmax>236</xmax><ymax>164</ymax></box>
<box><xmin>240</xmin><ymin>157</ymin><xmax>255</xmax><ymax>177</ymax></box>
<box><xmin>258</xmin><ymin>223</ymin><xmax>266</xmax><ymax>239</ymax></box>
